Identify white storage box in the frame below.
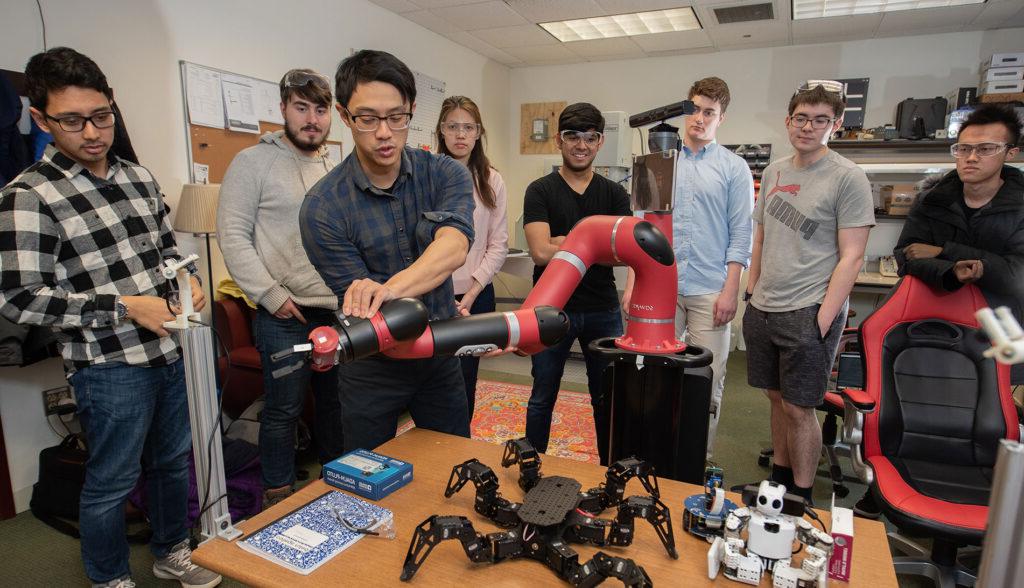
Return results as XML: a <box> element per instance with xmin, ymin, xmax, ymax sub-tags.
<box><xmin>982</xmin><ymin>80</ymin><xmax>1024</xmax><ymax>95</ymax></box>
<box><xmin>982</xmin><ymin>52</ymin><xmax>1024</xmax><ymax>69</ymax></box>
<box><xmin>981</xmin><ymin>66</ymin><xmax>1024</xmax><ymax>83</ymax></box>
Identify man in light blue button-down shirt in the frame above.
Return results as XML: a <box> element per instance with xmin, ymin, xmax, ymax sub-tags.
<box><xmin>672</xmin><ymin>77</ymin><xmax>755</xmax><ymax>458</ymax></box>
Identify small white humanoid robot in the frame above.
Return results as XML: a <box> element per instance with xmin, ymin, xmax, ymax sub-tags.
<box><xmin>707</xmin><ymin>480</ymin><xmax>834</xmax><ymax>588</ymax></box>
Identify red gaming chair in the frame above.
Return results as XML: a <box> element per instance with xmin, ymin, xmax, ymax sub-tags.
<box><xmin>839</xmin><ymin>276</ymin><xmax>1020</xmax><ymax>587</ymax></box>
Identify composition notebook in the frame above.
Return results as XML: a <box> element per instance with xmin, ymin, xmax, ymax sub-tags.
<box><xmin>238</xmin><ymin>489</ymin><xmax>393</xmax><ymax>575</ymax></box>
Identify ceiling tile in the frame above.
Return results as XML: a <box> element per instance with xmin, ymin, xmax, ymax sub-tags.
<box><xmin>876</xmin><ymin>4</ymin><xmax>984</xmax><ymax>34</ymax></box>
<box><xmin>874</xmin><ymin>25</ymin><xmax>965</xmax><ymax>39</ymax></box>
<box><xmin>369</xmin><ymin>0</ymin><xmax>422</xmax><ymax>13</ymax></box>
<box><xmin>563</xmin><ymin>37</ymin><xmax>646</xmax><ymax>59</ymax></box>
<box><xmin>968</xmin><ymin>0</ymin><xmax>1024</xmax><ymax>29</ymax></box>
<box><xmin>503</xmin><ymin>44</ymin><xmax>583</xmax><ymax>64</ymax></box>
<box><xmin>408</xmin><ymin>0</ymin><xmax>484</xmax><ymax>7</ymax></box>
<box><xmin>430</xmin><ymin>1</ymin><xmax>529</xmax><ymax>30</ymax></box>
<box><xmin>594</xmin><ymin>0</ymin><xmax>694</xmax><ymax>14</ymax></box>
<box><xmin>711</xmin><ymin>20</ymin><xmax>790</xmax><ymax>48</ymax></box>
<box><xmin>646</xmin><ymin>46</ymin><xmax>719</xmax><ymax>58</ymax></box>
<box><xmin>792</xmin><ymin>13</ymin><xmax>882</xmax><ymax>43</ymax></box>
<box><xmin>470</xmin><ymin>23</ymin><xmax>559</xmax><ymax>48</ymax></box>
<box><xmin>402</xmin><ymin>9</ymin><xmax>461</xmax><ymax>34</ymax></box>
<box><xmin>445</xmin><ymin>31</ymin><xmax>524</xmax><ymax>65</ymax></box>
<box><xmin>630</xmin><ymin>29</ymin><xmax>714</xmax><ymax>52</ymax></box>
<box><xmin>503</xmin><ymin>0</ymin><xmax>608</xmax><ymax>23</ymax></box>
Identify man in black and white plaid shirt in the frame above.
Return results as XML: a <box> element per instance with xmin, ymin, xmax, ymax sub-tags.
<box><xmin>0</xmin><ymin>48</ymin><xmax>220</xmax><ymax>588</ymax></box>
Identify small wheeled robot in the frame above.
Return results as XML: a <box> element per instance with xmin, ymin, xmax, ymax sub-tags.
<box><xmin>683</xmin><ymin>465</ymin><xmax>738</xmax><ymax>541</ymax></box>
<box><xmin>707</xmin><ymin>481</ymin><xmax>834</xmax><ymax>588</ymax></box>
<box><xmin>400</xmin><ymin>438</ymin><xmax>677</xmax><ymax>586</ymax></box>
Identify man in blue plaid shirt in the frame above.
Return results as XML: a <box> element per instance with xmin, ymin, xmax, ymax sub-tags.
<box><xmin>301</xmin><ymin>50</ymin><xmax>475</xmax><ymax>453</ymax></box>
<box><xmin>0</xmin><ymin>48</ymin><xmax>219</xmax><ymax>588</ymax></box>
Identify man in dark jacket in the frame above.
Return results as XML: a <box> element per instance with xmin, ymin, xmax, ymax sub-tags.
<box><xmin>854</xmin><ymin>105</ymin><xmax>1023</xmax><ymax>520</ymax></box>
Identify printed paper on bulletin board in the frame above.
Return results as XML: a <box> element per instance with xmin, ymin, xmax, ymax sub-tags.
<box><xmin>409</xmin><ymin>70</ymin><xmax>446</xmax><ymax>152</ymax></box>
<box><xmin>521</xmin><ymin>102</ymin><xmax>565</xmax><ymax>155</ymax></box>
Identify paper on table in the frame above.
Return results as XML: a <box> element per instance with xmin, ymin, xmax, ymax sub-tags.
<box><xmin>185</xmin><ymin>64</ymin><xmax>225</xmax><ymax>129</ymax></box>
<box><xmin>222</xmin><ymin>75</ymin><xmax>260</xmax><ymax>134</ymax></box>
<box><xmin>255</xmin><ymin>80</ymin><xmax>284</xmax><ymax>125</ymax></box>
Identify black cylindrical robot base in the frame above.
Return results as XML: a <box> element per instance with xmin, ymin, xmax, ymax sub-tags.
<box><xmin>590</xmin><ymin>337</ymin><xmax>713</xmax><ymax>485</ymax></box>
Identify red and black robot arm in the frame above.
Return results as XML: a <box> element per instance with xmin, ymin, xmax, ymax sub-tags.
<box><xmin>284</xmin><ymin>214</ymin><xmax>683</xmax><ymax>371</ymax></box>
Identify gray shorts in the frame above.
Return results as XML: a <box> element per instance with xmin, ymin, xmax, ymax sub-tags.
<box><xmin>742</xmin><ymin>302</ymin><xmax>848</xmax><ymax>407</ymax></box>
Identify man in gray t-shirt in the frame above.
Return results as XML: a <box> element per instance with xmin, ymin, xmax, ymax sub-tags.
<box><xmin>742</xmin><ymin>82</ymin><xmax>875</xmax><ymax>504</ymax></box>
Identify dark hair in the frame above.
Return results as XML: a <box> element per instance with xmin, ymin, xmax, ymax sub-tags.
<box><xmin>279</xmin><ymin>69</ymin><xmax>332</xmax><ymax>108</ymax></box>
<box><xmin>436</xmin><ymin>96</ymin><xmax>496</xmax><ymax>209</ymax></box>
<box><xmin>24</xmin><ymin>47</ymin><xmax>112</xmax><ymax>111</ymax></box>
<box><xmin>959</xmin><ymin>104</ymin><xmax>1022</xmax><ymax>147</ymax></box>
<box><xmin>334</xmin><ymin>50</ymin><xmax>415</xmax><ymax>109</ymax></box>
<box><xmin>688</xmin><ymin>77</ymin><xmax>731</xmax><ymax>113</ymax></box>
<box><xmin>558</xmin><ymin>102</ymin><xmax>604</xmax><ymax>133</ymax></box>
<box><xmin>788</xmin><ymin>85</ymin><xmax>845</xmax><ymax>118</ymax></box>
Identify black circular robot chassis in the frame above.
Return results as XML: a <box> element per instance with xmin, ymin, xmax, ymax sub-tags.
<box><xmin>400</xmin><ymin>438</ymin><xmax>678</xmax><ymax>587</ymax></box>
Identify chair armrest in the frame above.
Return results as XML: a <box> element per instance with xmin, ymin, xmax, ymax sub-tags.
<box><xmin>837</xmin><ymin>387</ymin><xmax>875</xmax><ymax>413</ymax></box>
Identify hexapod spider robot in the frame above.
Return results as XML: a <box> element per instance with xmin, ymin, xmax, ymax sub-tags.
<box><xmin>400</xmin><ymin>438</ymin><xmax>678</xmax><ymax>586</ymax></box>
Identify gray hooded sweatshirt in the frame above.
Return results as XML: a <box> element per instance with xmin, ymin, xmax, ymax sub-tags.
<box><xmin>217</xmin><ymin>131</ymin><xmax>337</xmax><ymax>312</ymax></box>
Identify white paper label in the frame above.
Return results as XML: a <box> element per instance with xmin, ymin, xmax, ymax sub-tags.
<box><xmin>274</xmin><ymin>524</ymin><xmax>328</xmax><ymax>553</ymax></box>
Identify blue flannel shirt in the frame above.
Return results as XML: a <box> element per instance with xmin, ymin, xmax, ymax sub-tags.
<box><xmin>300</xmin><ymin>147</ymin><xmax>474</xmax><ymax>321</ymax></box>
<box><xmin>672</xmin><ymin>142</ymin><xmax>755</xmax><ymax>296</ymax></box>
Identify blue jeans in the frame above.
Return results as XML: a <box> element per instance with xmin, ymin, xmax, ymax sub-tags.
<box><xmin>337</xmin><ymin>355</ymin><xmax>469</xmax><ymax>453</ymax></box>
<box><xmin>526</xmin><ymin>307</ymin><xmax>623</xmax><ymax>454</ymax></box>
<box><xmin>70</xmin><ymin>359</ymin><xmax>191</xmax><ymax>583</ymax></box>
<box><xmin>253</xmin><ymin>307</ymin><xmax>343</xmax><ymax>489</ymax></box>
<box><xmin>456</xmin><ymin>283</ymin><xmax>496</xmax><ymax>422</ymax></box>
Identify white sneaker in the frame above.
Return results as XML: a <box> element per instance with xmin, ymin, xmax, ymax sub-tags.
<box><xmin>92</xmin><ymin>577</ymin><xmax>135</xmax><ymax>588</ymax></box>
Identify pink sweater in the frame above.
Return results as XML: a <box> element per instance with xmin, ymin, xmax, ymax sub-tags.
<box><xmin>453</xmin><ymin>168</ymin><xmax>509</xmax><ymax>295</ymax></box>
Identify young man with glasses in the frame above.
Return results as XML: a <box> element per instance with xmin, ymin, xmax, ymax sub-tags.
<box><xmin>742</xmin><ymin>82</ymin><xmax>874</xmax><ymax>504</ymax></box>
<box><xmin>523</xmin><ymin>103</ymin><xmax>631</xmax><ymax>459</ymax></box>
<box><xmin>217</xmin><ymin>68</ymin><xmax>342</xmax><ymax>509</ymax></box>
<box><xmin>669</xmin><ymin>77</ymin><xmax>754</xmax><ymax>459</ymax></box>
<box><xmin>846</xmin><ymin>105</ymin><xmax>1024</xmax><ymax>519</ymax></box>
<box><xmin>0</xmin><ymin>48</ymin><xmax>220</xmax><ymax>588</ymax></box>
<box><xmin>300</xmin><ymin>50</ymin><xmax>475</xmax><ymax>453</ymax></box>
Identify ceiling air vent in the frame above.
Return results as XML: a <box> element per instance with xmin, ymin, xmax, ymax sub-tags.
<box><xmin>713</xmin><ymin>3</ymin><xmax>774</xmax><ymax>24</ymax></box>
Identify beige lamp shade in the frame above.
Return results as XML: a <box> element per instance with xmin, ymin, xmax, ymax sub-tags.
<box><xmin>174</xmin><ymin>183</ymin><xmax>220</xmax><ymax>235</ymax></box>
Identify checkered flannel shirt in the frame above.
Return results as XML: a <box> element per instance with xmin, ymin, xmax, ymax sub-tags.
<box><xmin>0</xmin><ymin>145</ymin><xmax>197</xmax><ymax>372</ymax></box>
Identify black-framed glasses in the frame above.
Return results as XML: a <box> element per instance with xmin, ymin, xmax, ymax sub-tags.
<box><xmin>284</xmin><ymin>70</ymin><xmax>331</xmax><ymax>91</ymax></box>
<box><xmin>788</xmin><ymin>115</ymin><xmax>835</xmax><ymax>130</ymax></box>
<box><xmin>439</xmin><ymin>122</ymin><xmax>481</xmax><ymax>138</ymax></box>
<box><xmin>559</xmin><ymin>130</ymin><xmax>602</xmax><ymax>146</ymax></box>
<box><xmin>950</xmin><ymin>142</ymin><xmax>1010</xmax><ymax>158</ymax></box>
<box><xmin>44</xmin><ymin>111</ymin><xmax>116</xmax><ymax>132</ymax></box>
<box><xmin>345</xmin><ymin>109</ymin><xmax>413</xmax><ymax>132</ymax></box>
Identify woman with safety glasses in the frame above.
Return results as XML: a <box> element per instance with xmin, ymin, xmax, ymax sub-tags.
<box><xmin>435</xmin><ymin>96</ymin><xmax>509</xmax><ymax>423</ymax></box>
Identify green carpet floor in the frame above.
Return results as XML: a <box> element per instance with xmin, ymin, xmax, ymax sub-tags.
<box><xmin>0</xmin><ymin>352</ymin><xmax>925</xmax><ymax>586</ymax></box>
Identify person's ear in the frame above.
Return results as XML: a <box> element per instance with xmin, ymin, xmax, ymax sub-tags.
<box><xmin>1007</xmin><ymin>146</ymin><xmax>1019</xmax><ymax>160</ymax></box>
<box><xmin>29</xmin><ymin>107</ymin><xmax>52</xmax><ymax>134</ymax></box>
<box><xmin>337</xmin><ymin>103</ymin><xmax>352</xmax><ymax>129</ymax></box>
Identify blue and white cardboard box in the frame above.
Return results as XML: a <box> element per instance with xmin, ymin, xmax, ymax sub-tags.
<box><xmin>323</xmin><ymin>449</ymin><xmax>413</xmax><ymax>501</ymax></box>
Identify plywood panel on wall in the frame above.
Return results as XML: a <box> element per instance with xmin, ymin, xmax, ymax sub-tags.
<box><xmin>190</xmin><ymin>122</ymin><xmax>342</xmax><ymax>184</ymax></box>
<box><xmin>520</xmin><ymin>101</ymin><xmax>565</xmax><ymax>155</ymax></box>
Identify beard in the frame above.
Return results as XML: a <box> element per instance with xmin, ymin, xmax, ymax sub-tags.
<box><xmin>285</xmin><ymin>122</ymin><xmax>327</xmax><ymax>153</ymax></box>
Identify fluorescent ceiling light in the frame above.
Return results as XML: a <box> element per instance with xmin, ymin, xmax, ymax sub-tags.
<box><xmin>539</xmin><ymin>7</ymin><xmax>701</xmax><ymax>43</ymax></box>
<box><xmin>793</xmin><ymin>0</ymin><xmax>986</xmax><ymax>20</ymax></box>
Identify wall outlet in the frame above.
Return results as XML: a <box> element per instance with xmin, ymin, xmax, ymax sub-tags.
<box><xmin>42</xmin><ymin>386</ymin><xmax>75</xmax><ymax>416</ymax></box>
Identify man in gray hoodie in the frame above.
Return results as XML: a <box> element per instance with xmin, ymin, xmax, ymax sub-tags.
<box><xmin>217</xmin><ymin>69</ymin><xmax>341</xmax><ymax>508</ymax></box>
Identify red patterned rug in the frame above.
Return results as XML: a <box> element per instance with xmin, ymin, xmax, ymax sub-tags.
<box><xmin>471</xmin><ymin>380</ymin><xmax>599</xmax><ymax>464</ymax></box>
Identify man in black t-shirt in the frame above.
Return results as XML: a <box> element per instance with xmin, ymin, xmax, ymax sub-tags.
<box><xmin>523</xmin><ymin>102</ymin><xmax>631</xmax><ymax>457</ymax></box>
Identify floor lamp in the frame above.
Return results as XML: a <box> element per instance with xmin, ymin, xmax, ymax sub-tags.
<box><xmin>173</xmin><ymin>183</ymin><xmax>219</xmax><ymax>314</ymax></box>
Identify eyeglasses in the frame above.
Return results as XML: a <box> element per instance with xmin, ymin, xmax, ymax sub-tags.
<box><xmin>950</xmin><ymin>142</ymin><xmax>1010</xmax><ymax>158</ymax></box>
<box><xmin>439</xmin><ymin>122</ymin><xmax>481</xmax><ymax>138</ymax></box>
<box><xmin>797</xmin><ymin>79</ymin><xmax>846</xmax><ymax>100</ymax></box>
<box><xmin>788</xmin><ymin>115</ymin><xmax>836</xmax><ymax>130</ymax></box>
<box><xmin>344</xmin><ymin>109</ymin><xmax>413</xmax><ymax>133</ymax></box>
<box><xmin>44</xmin><ymin>111</ymin><xmax>116</xmax><ymax>132</ymax></box>
<box><xmin>559</xmin><ymin>130</ymin><xmax>602</xmax><ymax>146</ymax></box>
<box><xmin>284</xmin><ymin>71</ymin><xmax>331</xmax><ymax>91</ymax></box>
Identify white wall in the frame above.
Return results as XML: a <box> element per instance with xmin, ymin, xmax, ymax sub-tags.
<box><xmin>504</xmin><ymin>27</ymin><xmax>1024</xmax><ymax>232</ymax></box>
<box><xmin>0</xmin><ymin>0</ymin><xmax>510</xmax><ymax>512</ymax></box>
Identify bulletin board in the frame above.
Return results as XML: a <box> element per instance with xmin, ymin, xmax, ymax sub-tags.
<box><xmin>179</xmin><ymin>61</ymin><xmax>342</xmax><ymax>184</ymax></box>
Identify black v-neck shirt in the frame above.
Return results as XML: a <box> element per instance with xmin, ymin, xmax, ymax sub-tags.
<box><xmin>523</xmin><ymin>171</ymin><xmax>631</xmax><ymax>311</ymax></box>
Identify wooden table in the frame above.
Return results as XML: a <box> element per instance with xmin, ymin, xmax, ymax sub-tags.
<box><xmin>193</xmin><ymin>429</ymin><xmax>897</xmax><ymax>587</ymax></box>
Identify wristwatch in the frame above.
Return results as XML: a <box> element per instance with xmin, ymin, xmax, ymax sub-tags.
<box><xmin>115</xmin><ymin>299</ymin><xmax>129</xmax><ymax>322</ymax></box>
<box><xmin>742</xmin><ymin>291</ymin><xmax>753</xmax><ymax>302</ymax></box>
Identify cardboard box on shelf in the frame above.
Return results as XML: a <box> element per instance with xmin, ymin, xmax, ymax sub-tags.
<box><xmin>879</xmin><ymin>183</ymin><xmax>918</xmax><ymax>215</ymax></box>
<box><xmin>980</xmin><ymin>91</ymin><xmax>1024</xmax><ymax>104</ymax></box>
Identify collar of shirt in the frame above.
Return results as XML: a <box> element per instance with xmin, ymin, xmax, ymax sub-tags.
<box><xmin>345</xmin><ymin>147</ymin><xmax>414</xmax><ymax>196</ymax></box>
<box><xmin>681</xmin><ymin>140</ymin><xmax>717</xmax><ymax>160</ymax></box>
<box><xmin>43</xmin><ymin>144</ymin><xmax>122</xmax><ymax>181</ymax></box>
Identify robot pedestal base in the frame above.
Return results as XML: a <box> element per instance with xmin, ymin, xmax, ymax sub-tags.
<box><xmin>590</xmin><ymin>337</ymin><xmax>713</xmax><ymax>485</ymax></box>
